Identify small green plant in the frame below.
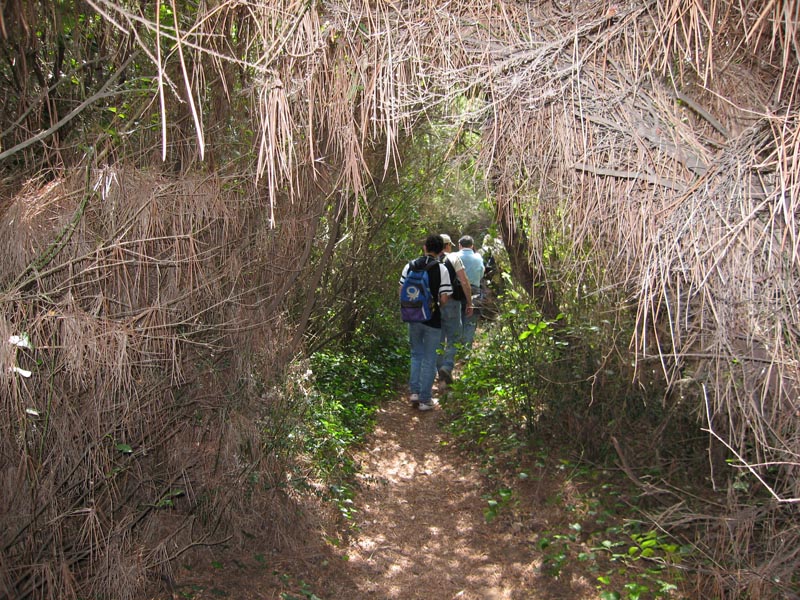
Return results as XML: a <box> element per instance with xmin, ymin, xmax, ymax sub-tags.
<box><xmin>328</xmin><ymin>483</ymin><xmax>357</xmax><ymax>521</ymax></box>
<box><xmin>154</xmin><ymin>489</ymin><xmax>185</xmax><ymax>509</ymax></box>
<box><xmin>298</xmin><ymin>324</ymin><xmax>406</xmax><ymax>481</ymax></box>
<box><xmin>591</xmin><ymin>523</ymin><xmax>689</xmax><ymax>598</ymax></box>
<box><xmin>443</xmin><ymin>290</ymin><xmax>566</xmax><ymax>457</ymax></box>
<box><xmin>591</xmin><ymin>526</ymin><xmax>688</xmax><ymax>566</ymax></box>
<box><xmin>483</xmin><ymin>487</ymin><xmax>514</xmax><ymax>523</ymax></box>
<box><xmin>265</xmin><ymin>321</ymin><xmax>407</xmax><ymax>531</ymax></box>
<box><xmin>177</xmin><ymin>583</ymin><xmax>204</xmax><ymax>599</ymax></box>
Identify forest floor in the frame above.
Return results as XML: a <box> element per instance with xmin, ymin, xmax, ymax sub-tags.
<box><xmin>153</xmin><ymin>388</ymin><xmax>630</xmax><ymax>600</ymax></box>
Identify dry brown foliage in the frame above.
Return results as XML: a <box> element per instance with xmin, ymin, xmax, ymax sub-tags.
<box><xmin>0</xmin><ymin>166</ymin><xmax>332</xmax><ymax>599</ymax></box>
<box><xmin>1</xmin><ymin>0</ymin><xmax>799</xmax><ymax>597</ymax></box>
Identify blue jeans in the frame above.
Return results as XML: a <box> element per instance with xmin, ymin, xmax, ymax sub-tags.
<box><xmin>461</xmin><ymin>300</ymin><xmax>480</xmax><ymax>350</ymax></box>
<box><xmin>408</xmin><ymin>321</ymin><xmax>441</xmax><ymax>402</ymax></box>
<box><xmin>437</xmin><ymin>299</ymin><xmax>463</xmax><ymax>374</ymax></box>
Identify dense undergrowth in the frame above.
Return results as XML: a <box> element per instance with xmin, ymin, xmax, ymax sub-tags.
<box><xmin>435</xmin><ymin>282</ymin><xmax>798</xmax><ymax>599</ymax></box>
<box><xmin>429</xmin><ymin>288</ymin><xmax>692</xmax><ymax>600</ymax></box>
<box><xmin>273</xmin><ymin>241</ymin><xmax>800</xmax><ymax>600</ymax></box>
<box><xmin>293</xmin><ymin>315</ymin><xmax>408</xmax><ymax>519</ymax></box>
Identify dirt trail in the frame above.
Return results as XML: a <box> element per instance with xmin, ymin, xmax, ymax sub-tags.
<box><xmin>342</xmin><ymin>398</ymin><xmax>537</xmax><ymax>599</ymax></box>
<box><xmin>161</xmin><ymin>396</ymin><xmax>596</xmax><ymax>599</ymax></box>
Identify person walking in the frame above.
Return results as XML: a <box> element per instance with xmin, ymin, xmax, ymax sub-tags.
<box><xmin>437</xmin><ymin>233</ymin><xmax>472</xmax><ymax>386</ymax></box>
<box><xmin>399</xmin><ymin>234</ymin><xmax>452</xmax><ymax>411</ymax></box>
<box><xmin>455</xmin><ymin>235</ymin><xmax>485</xmax><ymax>351</ymax></box>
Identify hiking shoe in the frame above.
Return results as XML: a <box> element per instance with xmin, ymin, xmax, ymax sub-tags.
<box><xmin>418</xmin><ymin>399</ymin><xmax>439</xmax><ymax>411</ymax></box>
<box><xmin>437</xmin><ymin>369</ymin><xmax>453</xmax><ymax>385</ymax></box>
<box><xmin>409</xmin><ymin>393</ymin><xmax>420</xmax><ymax>406</ymax></box>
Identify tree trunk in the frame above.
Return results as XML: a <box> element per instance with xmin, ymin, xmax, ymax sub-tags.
<box><xmin>496</xmin><ymin>202</ymin><xmax>560</xmax><ymax>320</ymax></box>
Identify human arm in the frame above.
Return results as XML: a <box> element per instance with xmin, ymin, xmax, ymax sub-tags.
<box><xmin>399</xmin><ymin>263</ymin><xmax>409</xmax><ymax>299</ymax></box>
<box><xmin>457</xmin><ymin>268</ymin><xmax>473</xmax><ymax>316</ymax></box>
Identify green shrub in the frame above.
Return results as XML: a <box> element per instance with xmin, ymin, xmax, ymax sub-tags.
<box><xmin>300</xmin><ymin>321</ymin><xmax>407</xmax><ymax>478</ymax></box>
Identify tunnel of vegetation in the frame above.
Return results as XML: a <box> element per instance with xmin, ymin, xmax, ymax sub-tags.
<box><xmin>0</xmin><ymin>1</ymin><xmax>798</xmax><ymax>598</ymax></box>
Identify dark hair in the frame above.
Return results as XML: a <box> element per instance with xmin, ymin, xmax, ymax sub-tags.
<box><xmin>458</xmin><ymin>235</ymin><xmax>474</xmax><ymax>248</ymax></box>
<box><xmin>424</xmin><ymin>234</ymin><xmax>444</xmax><ymax>255</ymax></box>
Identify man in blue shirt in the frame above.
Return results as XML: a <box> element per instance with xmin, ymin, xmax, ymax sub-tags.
<box><xmin>455</xmin><ymin>235</ymin><xmax>485</xmax><ymax>351</ymax></box>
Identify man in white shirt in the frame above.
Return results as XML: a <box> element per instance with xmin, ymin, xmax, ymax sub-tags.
<box><xmin>437</xmin><ymin>234</ymin><xmax>472</xmax><ymax>385</ymax></box>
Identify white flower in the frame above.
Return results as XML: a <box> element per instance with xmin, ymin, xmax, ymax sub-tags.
<box><xmin>11</xmin><ymin>366</ymin><xmax>32</xmax><ymax>378</ymax></box>
<box><xmin>8</xmin><ymin>334</ymin><xmax>32</xmax><ymax>349</ymax></box>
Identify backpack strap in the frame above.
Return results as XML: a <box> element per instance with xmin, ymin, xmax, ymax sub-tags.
<box><xmin>424</xmin><ymin>260</ymin><xmax>440</xmax><ymax>305</ymax></box>
<box><xmin>440</xmin><ymin>255</ymin><xmax>465</xmax><ymax>300</ymax></box>
<box><xmin>409</xmin><ymin>257</ymin><xmax>440</xmax><ymax>305</ymax></box>
<box><xmin>410</xmin><ymin>256</ymin><xmax>438</xmax><ymax>272</ymax></box>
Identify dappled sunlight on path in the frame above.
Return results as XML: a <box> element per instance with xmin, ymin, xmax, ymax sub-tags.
<box><xmin>334</xmin><ymin>397</ymin><xmax>588</xmax><ymax>600</ymax></box>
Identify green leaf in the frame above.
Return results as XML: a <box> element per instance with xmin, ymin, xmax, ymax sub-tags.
<box><xmin>659</xmin><ymin>582</ymin><xmax>679</xmax><ymax>592</ymax></box>
<box><xmin>115</xmin><ymin>443</ymin><xmax>133</xmax><ymax>454</ymax></box>
<box><xmin>538</xmin><ymin>537</ymin><xmax>550</xmax><ymax>550</ymax></box>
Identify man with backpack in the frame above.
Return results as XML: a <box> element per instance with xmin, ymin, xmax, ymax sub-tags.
<box><xmin>399</xmin><ymin>234</ymin><xmax>453</xmax><ymax>411</ymax></box>
<box><xmin>436</xmin><ymin>234</ymin><xmax>473</xmax><ymax>386</ymax></box>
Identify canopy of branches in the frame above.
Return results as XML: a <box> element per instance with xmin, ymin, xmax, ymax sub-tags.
<box><xmin>1</xmin><ymin>0</ymin><xmax>798</xmax><ymax>598</ymax></box>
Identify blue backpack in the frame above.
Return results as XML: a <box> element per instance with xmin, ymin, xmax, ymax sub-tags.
<box><xmin>400</xmin><ymin>259</ymin><xmax>438</xmax><ymax>322</ymax></box>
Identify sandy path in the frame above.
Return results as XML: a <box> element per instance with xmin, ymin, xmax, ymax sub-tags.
<box><xmin>333</xmin><ymin>396</ymin><xmax>571</xmax><ymax>600</ymax></box>
<box><xmin>344</xmin><ymin>401</ymin><xmax>525</xmax><ymax>598</ymax></box>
